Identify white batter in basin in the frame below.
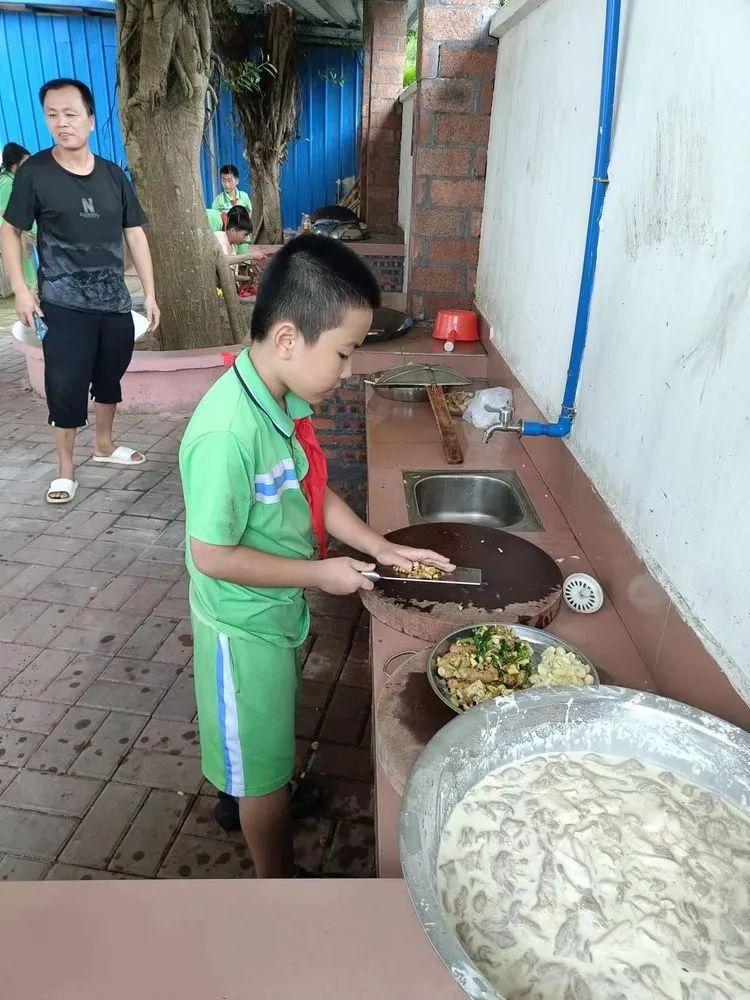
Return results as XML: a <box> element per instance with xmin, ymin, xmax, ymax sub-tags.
<box><xmin>399</xmin><ymin>685</ymin><xmax>750</xmax><ymax>1000</ymax></box>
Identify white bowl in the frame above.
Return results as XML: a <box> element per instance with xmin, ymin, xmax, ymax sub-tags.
<box><xmin>132</xmin><ymin>310</ymin><xmax>150</xmax><ymax>341</ymax></box>
<box><xmin>11</xmin><ymin>320</ymin><xmax>34</xmax><ymax>345</ymax></box>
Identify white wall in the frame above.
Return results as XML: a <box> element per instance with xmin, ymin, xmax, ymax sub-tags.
<box><xmin>478</xmin><ymin>0</ymin><xmax>750</xmax><ymax>700</ymax></box>
<box><xmin>398</xmin><ymin>84</ymin><xmax>416</xmax><ymax>250</ymax></box>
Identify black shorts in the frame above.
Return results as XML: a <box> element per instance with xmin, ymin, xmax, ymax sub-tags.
<box><xmin>41</xmin><ymin>303</ymin><xmax>135</xmax><ymax>429</ymax></box>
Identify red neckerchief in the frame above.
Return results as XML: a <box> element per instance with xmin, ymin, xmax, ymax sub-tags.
<box><xmin>229</xmin><ymin>359</ymin><xmax>329</xmax><ymax>558</ymax></box>
<box><xmin>294</xmin><ymin>417</ymin><xmax>329</xmax><ymax>558</ymax></box>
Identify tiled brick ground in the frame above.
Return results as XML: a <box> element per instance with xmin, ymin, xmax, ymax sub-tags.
<box><xmin>0</xmin><ymin>335</ymin><xmax>374</xmax><ymax>880</ymax></box>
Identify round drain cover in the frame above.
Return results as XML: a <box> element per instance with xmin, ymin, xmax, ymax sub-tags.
<box><xmin>563</xmin><ymin>573</ymin><xmax>604</xmax><ymax>614</ymax></box>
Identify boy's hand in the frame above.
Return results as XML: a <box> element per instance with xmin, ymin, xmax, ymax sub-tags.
<box><xmin>371</xmin><ymin>542</ymin><xmax>455</xmax><ymax>574</ymax></box>
<box><xmin>316</xmin><ymin>557</ymin><xmax>376</xmax><ymax>595</ymax></box>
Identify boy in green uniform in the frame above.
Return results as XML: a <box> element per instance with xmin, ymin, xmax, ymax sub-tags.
<box><xmin>211</xmin><ymin>163</ymin><xmax>252</xmax><ymax>215</ymax></box>
<box><xmin>211</xmin><ymin>164</ymin><xmax>252</xmax><ymax>255</ymax></box>
<box><xmin>179</xmin><ymin>235</ymin><xmax>452</xmax><ymax>877</ymax></box>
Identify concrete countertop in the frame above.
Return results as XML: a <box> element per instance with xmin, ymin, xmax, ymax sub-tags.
<box><xmin>364</xmin><ymin>387</ymin><xmax>655</xmax><ymax>877</ymax></box>
<box><xmin>353</xmin><ymin>323</ymin><xmax>487</xmax><ymax>377</ymax></box>
<box><xmin>187</xmin><ymin>323</ymin><xmax>487</xmax><ymax>379</ymax></box>
<box><xmin>0</xmin><ymin>879</ymin><xmax>465</xmax><ymax>1000</ymax></box>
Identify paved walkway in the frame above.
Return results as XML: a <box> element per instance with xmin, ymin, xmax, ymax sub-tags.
<box><xmin>0</xmin><ymin>334</ymin><xmax>374</xmax><ymax>880</ymax></box>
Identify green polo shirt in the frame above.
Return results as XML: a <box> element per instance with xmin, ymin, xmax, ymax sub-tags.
<box><xmin>206</xmin><ymin>208</ymin><xmax>224</xmax><ymax>232</ymax></box>
<box><xmin>179</xmin><ymin>350</ymin><xmax>314</xmax><ymax>647</ymax></box>
<box><xmin>212</xmin><ymin>190</ymin><xmax>252</xmax><ymax>214</ymax></box>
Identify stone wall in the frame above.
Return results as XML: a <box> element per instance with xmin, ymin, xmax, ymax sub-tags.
<box><xmin>407</xmin><ymin>1</ymin><xmax>497</xmax><ymax>318</ymax></box>
<box><xmin>360</xmin><ymin>0</ymin><xmax>408</xmax><ymax>234</ymax></box>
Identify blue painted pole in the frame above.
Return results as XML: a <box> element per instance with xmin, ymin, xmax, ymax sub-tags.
<box><xmin>523</xmin><ymin>0</ymin><xmax>623</xmax><ymax>438</ymax></box>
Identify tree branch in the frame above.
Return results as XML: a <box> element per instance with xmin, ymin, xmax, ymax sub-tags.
<box><xmin>172</xmin><ymin>48</ymin><xmax>195</xmax><ymax>99</ymax></box>
<box><xmin>196</xmin><ymin>0</ymin><xmax>212</xmax><ymax>70</ymax></box>
<box><xmin>116</xmin><ymin>0</ymin><xmax>142</xmax><ymax>106</ymax></box>
<box><xmin>216</xmin><ymin>251</ymin><xmax>247</xmax><ymax>345</ymax></box>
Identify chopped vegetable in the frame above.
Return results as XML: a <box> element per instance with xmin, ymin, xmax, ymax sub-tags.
<box><xmin>433</xmin><ymin>625</ymin><xmax>594</xmax><ymax>710</ymax></box>
<box><xmin>529</xmin><ymin>646</ymin><xmax>595</xmax><ymax>688</ymax></box>
<box><xmin>395</xmin><ymin>562</ymin><xmax>445</xmax><ymax>580</ymax></box>
<box><xmin>435</xmin><ymin>625</ymin><xmax>533</xmax><ymax>710</ymax></box>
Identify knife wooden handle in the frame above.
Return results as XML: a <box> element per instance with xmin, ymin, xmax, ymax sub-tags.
<box><xmin>426</xmin><ymin>385</ymin><xmax>464</xmax><ymax>465</ymax></box>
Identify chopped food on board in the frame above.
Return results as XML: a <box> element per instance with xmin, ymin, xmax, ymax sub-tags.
<box><xmin>394</xmin><ymin>562</ymin><xmax>446</xmax><ymax>580</ymax></box>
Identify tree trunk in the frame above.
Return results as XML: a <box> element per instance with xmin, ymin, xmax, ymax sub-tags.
<box><xmin>116</xmin><ymin>0</ymin><xmax>246</xmax><ymax>351</ymax></box>
<box><xmin>213</xmin><ymin>1</ymin><xmax>298</xmax><ymax>246</ymax></box>
<box><xmin>248</xmin><ymin>170</ymin><xmax>266</xmax><ymax>244</ymax></box>
<box><xmin>249</xmin><ymin>155</ymin><xmax>284</xmax><ymax>244</ymax></box>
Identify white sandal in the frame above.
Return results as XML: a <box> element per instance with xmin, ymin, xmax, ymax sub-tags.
<box><xmin>46</xmin><ymin>478</ymin><xmax>78</xmax><ymax>504</ymax></box>
<box><xmin>91</xmin><ymin>446</ymin><xmax>146</xmax><ymax>466</ymax></box>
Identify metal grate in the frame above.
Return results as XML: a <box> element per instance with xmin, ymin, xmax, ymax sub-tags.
<box><xmin>369</xmin><ymin>364</ymin><xmax>474</xmax><ymax>388</ymax></box>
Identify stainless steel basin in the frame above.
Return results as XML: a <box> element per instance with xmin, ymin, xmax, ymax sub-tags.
<box><xmin>403</xmin><ymin>470</ymin><xmax>542</xmax><ymax>532</ymax></box>
<box><xmin>400</xmin><ymin>686</ymin><xmax>750</xmax><ymax>1000</ymax></box>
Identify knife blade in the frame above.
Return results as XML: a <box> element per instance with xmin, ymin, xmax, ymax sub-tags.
<box><xmin>361</xmin><ymin>566</ymin><xmax>482</xmax><ymax>586</ymax></box>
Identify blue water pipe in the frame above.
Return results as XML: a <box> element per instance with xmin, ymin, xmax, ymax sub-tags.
<box><xmin>521</xmin><ymin>0</ymin><xmax>622</xmax><ymax>438</ymax></box>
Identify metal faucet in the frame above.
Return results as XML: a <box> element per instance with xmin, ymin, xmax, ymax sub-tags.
<box><xmin>482</xmin><ymin>404</ymin><xmax>524</xmax><ymax>442</ymax></box>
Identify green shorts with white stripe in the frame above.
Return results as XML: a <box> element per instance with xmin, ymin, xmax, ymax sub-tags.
<box><xmin>191</xmin><ymin>614</ymin><xmax>301</xmax><ymax>797</ymax></box>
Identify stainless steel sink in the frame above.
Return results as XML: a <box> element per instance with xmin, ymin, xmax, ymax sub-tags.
<box><xmin>403</xmin><ymin>470</ymin><xmax>543</xmax><ymax>532</ymax></box>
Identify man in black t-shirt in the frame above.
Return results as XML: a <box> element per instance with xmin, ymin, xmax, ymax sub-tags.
<box><xmin>1</xmin><ymin>77</ymin><xmax>160</xmax><ymax>504</ymax></box>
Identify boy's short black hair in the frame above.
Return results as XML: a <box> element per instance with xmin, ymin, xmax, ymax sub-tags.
<box><xmin>251</xmin><ymin>234</ymin><xmax>381</xmax><ymax>344</ymax></box>
<box><xmin>39</xmin><ymin>78</ymin><xmax>95</xmax><ymax>116</ymax></box>
<box><xmin>226</xmin><ymin>205</ymin><xmax>252</xmax><ymax>234</ymax></box>
<box><xmin>220</xmin><ymin>163</ymin><xmax>239</xmax><ymax>179</ymax></box>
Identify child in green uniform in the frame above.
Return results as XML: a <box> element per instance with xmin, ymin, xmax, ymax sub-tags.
<box><xmin>211</xmin><ymin>163</ymin><xmax>252</xmax><ymax>215</ymax></box>
<box><xmin>0</xmin><ymin>143</ymin><xmax>37</xmax><ymax>290</ymax></box>
<box><xmin>179</xmin><ymin>235</ymin><xmax>453</xmax><ymax>877</ymax></box>
<box><xmin>211</xmin><ymin>164</ymin><xmax>252</xmax><ymax>255</ymax></box>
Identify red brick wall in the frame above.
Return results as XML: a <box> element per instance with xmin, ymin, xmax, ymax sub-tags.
<box><xmin>367</xmin><ymin>252</ymin><xmax>405</xmax><ymax>292</ymax></box>
<box><xmin>407</xmin><ymin>2</ymin><xmax>497</xmax><ymax>319</ymax></box>
<box><xmin>315</xmin><ymin>377</ymin><xmax>368</xmax><ymax>517</ymax></box>
<box><xmin>360</xmin><ymin>0</ymin><xmax>408</xmax><ymax>234</ymax></box>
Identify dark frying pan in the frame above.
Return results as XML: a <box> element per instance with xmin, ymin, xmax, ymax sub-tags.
<box><xmin>366</xmin><ymin>307</ymin><xmax>414</xmax><ymax>344</ymax></box>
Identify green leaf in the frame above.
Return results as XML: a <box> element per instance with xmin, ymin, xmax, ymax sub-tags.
<box><xmin>318</xmin><ymin>69</ymin><xmax>345</xmax><ymax>87</ymax></box>
<box><xmin>224</xmin><ymin>55</ymin><xmax>278</xmax><ymax>96</ymax></box>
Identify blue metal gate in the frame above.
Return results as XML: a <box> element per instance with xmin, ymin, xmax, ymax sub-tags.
<box><xmin>0</xmin><ymin>3</ymin><xmax>362</xmax><ymax>228</ymax></box>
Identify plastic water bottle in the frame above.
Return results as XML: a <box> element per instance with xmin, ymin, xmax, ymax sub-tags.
<box><xmin>33</xmin><ymin>315</ymin><xmax>48</xmax><ymax>341</ymax></box>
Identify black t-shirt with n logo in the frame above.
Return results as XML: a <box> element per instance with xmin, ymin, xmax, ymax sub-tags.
<box><xmin>4</xmin><ymin>148</ymin><xmax>147</xmax><ymax>314</ymax></box>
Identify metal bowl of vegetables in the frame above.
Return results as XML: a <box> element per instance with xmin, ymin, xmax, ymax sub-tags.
<box><xmin>427</xmin><ymin>623</ymin><xmax>599</xmax><ymax>713</ymax></box>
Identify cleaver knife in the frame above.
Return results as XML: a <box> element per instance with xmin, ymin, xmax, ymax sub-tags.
<box><xmin>361</xmin><ymin>566</ymin><xmax>482</xmax><ymax>586</ymax></box>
